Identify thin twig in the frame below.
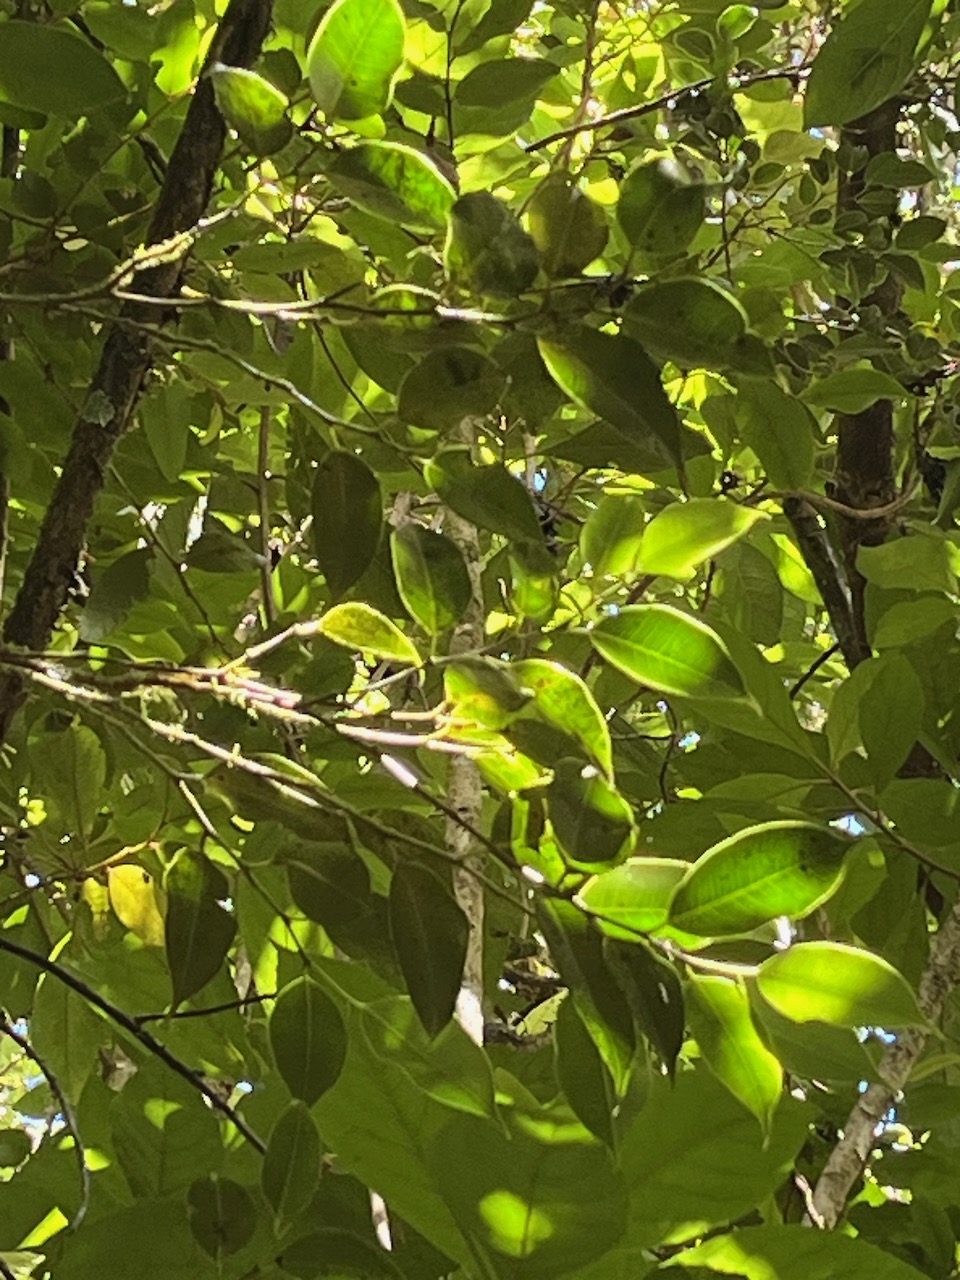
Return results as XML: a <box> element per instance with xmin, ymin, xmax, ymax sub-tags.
<box><xmin>257</xmin><ymin>406</ymin><xmax>277</xmax><ymax>627</ymax></box>
<box><xmin>789</xmin><ymin>642</ymin><xmax>840</xmax><ymax>700</ymax></box>
<box><xmin>0</xmin><ymin>938</ymin><xmax>265</xmax><ymax>1153</ymax></box>
<box><xmin>0</xmin><ymin>1014</ymin><xmax>91</xmax><ymax>1231</ymax></box>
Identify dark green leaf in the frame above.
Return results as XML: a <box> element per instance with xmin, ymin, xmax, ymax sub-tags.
<box><xmin>389</xmin><ymin>862</ymin><xmax>469</xmax><ymax>1038</ymax></box>
<box><xmin>538</xmin><ymin>329</ymin><xmax>682</xmax><ymax>466</ymax></box>
<box><xmin>0</xmin><ymin>20</ymin><xmax>126</xmax><ymax>115</ymax></box>
<box><xmin>617</xmin><ymin>159</ymin><xmax>705</xmax><ymax>258</ymax></box>
<box><xmin>554</xmin><ymin>997</ymin><xmax>618</xmax><ymax>1147</ymax></box>
<box><xmin>526</xmin><ymin>174</ymin><xmax>607</xmax><ymax>277</ymax></box>
<box><xmin>397</xmin><ymin>347</ymin><xmax>506</xmax><ymax>431</ymax></box>
<box><xmin>164</xmin><ymin>850</ymin><xmax>236</xmax><ymax>1007</ymax></box>
<box><xmin>604</xmin><ymin>939</ymin><xmax>685</xmax><ymax>1076</ymax></box>
<box><xmin>804</xmin><ymin>0</ymin><xmax>933</xmax><ymax>128</ymax></box>
<box><xmin>307</xmin><ymin>0</ymin><xmax>406</xmax><ymax>120</ymax></box>
<box><xmin>311</xmin><ymin>451</ymin><xmax>382</xmax><ymax>600</ymax></box>
<box><xmin>804</xmin><ymin>366</ymin><xmax>908</xmax><ymax>413</ymax></box>
<box><xmin>262</xmin><ymin>1101</ymin><xmax>323</xmax><ymax>1229</ymax></box>
<box><xmin>270</xmin><ymin>976</ymin><xmax>348</xmax><ymax>1104</ymax></box>
<box><xmin>443</xmin><ymin>191</ymin><xmax>539</xmax><ymax>296</ymax></box>
<box><xmin>546</xmin><ymin>757</ymin><xmax>635</xmax><ymax>869</ymax></box>
<box><xmin>858</xmin><ymin>653</ymin><xmax>925</xmax><ymax>787</ymax></box>
<box><xmin>625</xmin><ymin>279</ymin><xmax>763</xmax><ymax>372</ymax></box>
<box><xmin>735</xmin><ymin>380</ymin><xmax>817</xmax><ymax>491</ymax></box>
<box><xmin>187</xmin><ymin>1176</ymin><xmax>256</xmax><ymax>1259</ymax></box>
<box><xmin>390</xmin><ymin>524</ymin><xmax>472</xmax><ymax>634</ymax></box>
<box><xmin>281</xmin><ymin>1229</ymin><xmax>405</xmax><ymax>1279</ymax></box>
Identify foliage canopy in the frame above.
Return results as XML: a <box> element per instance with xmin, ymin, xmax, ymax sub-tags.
<box><xmin>2</xmin><ymin>0</ymin><xmax>960</xmax><ymax>1277</ymax></box>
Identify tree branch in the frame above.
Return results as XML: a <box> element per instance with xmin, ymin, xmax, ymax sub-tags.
<box><xmin>0</xmin><ymin>937</ymin><xmax>265</xmax><ymax>1154</ymax></box>
<box><xmin>0</xmin><ymin>1013</ymin><xmax>91</xmax><ymax>1231</ymax></box>
<box><xmin>0</xmin><ymin>0</ymin><xmax>275</xmax><ymax>740</ymax></box>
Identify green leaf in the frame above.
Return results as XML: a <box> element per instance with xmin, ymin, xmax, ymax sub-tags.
<box><xmin>431</xmin><ymin>1107</ymin><xmax>629</xmax><ymax>1278</ymax></box>
<box><xmin>675</xmin><ymin>1223</ymin><xmax>933</xmax><ymax>1280</ymax></box>
<box><xmin>443</xmin><ymin>191</ymin><xmax>539</xmax><ymax>296</ymax></box>
<box><xmin>554</xmin><ymin>997</ymin><xmax>618</xmax><ymax>1147</ymax></box>
<box><xmin>604</xmin><ymin>939</ymin><xmax>685</xmax><ymax>1077</ymax></box>
<box><xmin>757</xmin><ymin>942</ymin><xmax>926</xmax><ymax>1028</ymax></box>
<box><xmin>44</xmin><ymin>723</ymin><xmax>106</xmax><ymax>841</ymax></box>
<box><xmin>590</xmin><ymin>604</ymin><xmax>748</xmax><ymax>701</ymax></box>
<box><xmin>32</xmin><ymin>971</ymin><xmax>104</xmax><ymax>1104</ymax></box>
<box><xmin>526</xmin><ymin>174</ymin><xmax>607</xmax><ymax>277</ymax></box>
<box><xmin>444</xmin><ymin>656</ymin><xmax>532</xmax><ymax>730</ymax></box>
<box><xmin>641</xmin><ymin>498</ymin><xmax>767</xmax><ymax>582</ymax></box>
<box><xmin>538</xmin><ymin>899</ymin><xmax>637</xmax><ymax>1096</ymax></box>
<box><xmin>311</xmin><ymin>451</ymin><xmax>382</xmax><ymax>601</ymax></box>
<box><xmin>617</xmin><ymin>159</ymin><xmax>705</xmax><ymax>258</ymax></box>
<box><xmin>397</xmin><ymin>347</ymin><xmax>506</xmax><ymax>431</ymax></box>
<box><xmin>687</xmin><ymin>975</ymin><xmax>782</xmax><ymax>1133</ymax></box>
<box><xmin>187</xmin><ymin>1176</ymin><xmax>256</xmax><ymax>1260</ymax></box>
<box><xmin>546</xmin><ymin>758</ymin><xmax>635</xmax><ymax>869</ymax></box>
<box><xmin>455</xmin><ymin>57</ymin><xmax>560</xmax><ymax>137</ymax></box>
<box><xmin>669</xmin><ymin>822</ymin><xmax>848</xmax><ymax>938</ymax></box>
<box><xmin>750</xmin><ymin>991</ymin><xmax>879</xmax><ymax>1083</ymax></box>
<box><xmin>0</xmin><ymin>1129</ymin><xmax>31</xmax><ymax>1168</ymax></box>
<box><xmin>803</xmin><ymin>0</ymin><xmax>933</xmax><ymax>128</ymax></box>
<box><xmin>804</xmin><ymin>366</ymin><xmax>908</xmax><ymax>413</ymax></box>
<box><xmin>164</xmin><ymin>850</ymin><xmax>236</xmax><ymax>1007</ymax></box>
<box><xmin>625</xmin><ymin>279</ymin><xmax>763</xmax><ymax>372</ymax></box>
<box><xmin>857</xmin><ymin>653</ymin><xmax>925</xmax><ymax>787</ymax></box>
<box><xmin>328</xmin><ymin>141</ymin><xmax>456</xmax><ymax>231</ymax></box>
<box><xmin>735</xmin><ymin>380</ymin><xmax>817</xmax><ymax>491</ymax></box>
<box><xmin>318</xmin><ymin>601</ymin><xmax>421</xmax><ymax>665</ymax></box>
<box><xmin>281</xmin><ymin>1229</ymin><xmax>405</xmax><ymax>1279</ymax></box>
<box><xmin>579</xmin><ymin>494</ymin><xmax>646</xmax><ymax>579</ymax></box>
<box><xmin>424</xmin><ymin>448</ymin><xmax>552</xmax><ymax>569</ymax></box>
<box><xmin>306</xmin><ymin>0</ymin><xmax>406</xmax><ymax>120</ymax></box>
<box><xmin>578</xmin><ymin>858</ymin><xmax>688</xmax><ymax>937</ymax></box>
<box><xmin>262</xmin><ymin>1101</ymin><xmax>322</xmax><ymax>1229</ymax></box>
<box><xmin>270</xmin><ymin>976</ymin><xmax>348</xmax><ymax>1104</ymax></box>
<box><xmin>390</xmin><ymin>524</ymin><xmax>472</xmax><ymax>634</ymax></box>
<box><xmin>538</xmin><ymin>329</ymin><xmax>682</xmax><ymax>466</ymax></box>
<box><xmin>209</xmin><ymin>64</ymin><xmax>292</xmax><ymax>155</ymax></box>
<box><xmin>389</xmin><ymin>862</ymin><xmax>469</xmax><ymax>1038</ymax></box>
<box><xmin>857</xmin><ymin>532</ymin><xmax>956</xmax><ymax>594</ymax></box>
<box><xmin>0</xmin><ymin>20</ymin><xmax>126</xmax><ymax>116</ymax></box>
<box><xmin>513</xmin><ymin>659</ymin><xmax>612</xmax><ymax>776</ymax></box>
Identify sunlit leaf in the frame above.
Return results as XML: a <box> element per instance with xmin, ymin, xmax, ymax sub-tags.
<box><xmin>641</xmin><ymin>499</ymin><xmax>767</xmax><ymax>582</ymax></box>
<box><xmin>590</xmin><ymin>604</ymin><xmax>748</xmax><ymax>701</ymax></box>
<box><xmin>688</xmin><ymin>975</ymin><xmax>782</xmax><ymax>1133</ymax></box>
<box><xmin>318</xmin><ymin>601</ymin><xmax>421</xmax><ymax>665</ymax></box>
<box><xmin>757</xmin><ymin>942</ymin><xmax>926</xmax><ymax>1029</ymax></box>
<box><xmin>578</xmin><ymin>858</ymin><xmax>687</xmax><ymax>937</ymax></box>
<box><xmin>307</xmin><ymin>0</ymin><xmax>406</xmax><ymax>120</ymax></box>
<box><xmin>210</xmin><ymin>64</ymin><xmax>292</xmax><ymax>155</ymax></box>
<box><xmin>669</xmin><ymin>822</ymin><xmax>849</xmax><ymax>937</ymax></box>
<box><xmin>328</xmin><ymin>140</ymin><xmax>455</xmax><ymax>230</ymax></box>
<box><xmin>514</xmin><ymin>659</ymin><xmax>612</xmax><ymax>776</ymax></box>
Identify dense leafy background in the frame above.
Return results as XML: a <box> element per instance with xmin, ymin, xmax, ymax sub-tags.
<box><xmin>1</xmin><ymin>0</ymin><xmax>960</xmax><ymax>1276</ymax></box>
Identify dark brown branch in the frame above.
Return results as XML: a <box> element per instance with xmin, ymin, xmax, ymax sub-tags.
<box><xmin>0</xmin><ymin>0</ymin><xmax>275</xmax><ymax>741</ymax></box>
<box><xmin>783</xmin><ymin>497</ymin><xmax>864</xmax><ymax>668</ymax></box>
<box><xmin>0</xmin><ymin>937</ymin><xmax>265</xmax><ymax>1154</ymax></box>
<box><xmin>0</xmin><ymin>1012</ymin><xmax>91</xmax><ymax>1231</ymax></box>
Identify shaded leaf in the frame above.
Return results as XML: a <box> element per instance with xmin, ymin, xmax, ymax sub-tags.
<box><xmin>389</xmin><ymin>862</ymin><xmax>468</xmax><ymax>1038</ymax></box>
<box><xmin>625</xmin><ymin>279</ymin><xmax>765</xmax><ymax>373</ymax></box>
<box><xmin>270</xmin><ymin>976</ymin><xmax>348</xmax><ymax>1104</ymax></box>
<box><xmin>554</xmin><ymin>997</ymin><xmax>618</xmax><ymax>1147</ymax></box>
<box><xmin>526</xmin><ymin>174</ymin><xmax>607</xmax><ymax>277</ymax></box>
<box><xmin>804</xmin><ymin>366</ymin><xmax>908</xmax><ymax>414</ymax></box>
<box><xmin>538</xmin><ymin>329</ymin><xmax>682</xmax><ymax>466</ymax></box>
<box><xmin>398</xmin><ymin>347</ymin><xmax>506</xmax><ymax>431</ymax></box>
<box><xmin>329</xmin><ymin>141</ymin><xmax>455</xmax><ymax>230</ymax></box>
<box><xmin>164</xmin><ymin>850</ymin><xmax>236</xmax><ymax>1007</ymax></box>
<box><xmin>262</xmin><ymin>1101</ymin><xmax>322</xmax><ymax>1229</ymax></box>
<box><xmin>0</xmin><ymin>20</ymin><xmax>126</xmax><ymax>116</ymax></box>
<box><xmin>444</xmin><ymin>191</ymin><xmax>539</xmax><ymax>296</ymax></box>
<box><xmin>391</xmin><ymin>524</ymin><xmax>472</xmax><ymax>634</ymax></box>
<box><xmin>604</xmin><ymin>939</ymin><xmax>685</xmax><ymax>1076</ymax></box>
<box><xmin>546</xmin><ymin>758</ymin><xmax>635</xmax><ymax>869</ymax></box>
<box><xmin>579</xmin><ymin>494</ymin><xmax>646</xmax><ymax>579</ymax></box>
<box><xmin>187</xmin><ymin>1176</ymin><xmax>256</xmax><ymax>1259</ymax></box>
<box><xmin>281</xmin><ymin>1229</ymin><xmax>405</xmax><ymax>1279</ymax></box>
<box><xmin>312</xmin><ymin>451</ymin><xmax>382</xmax><ymax>600</ymax></box>
<box><xmin>617</xmin><ymin>159</ymin><xmax>705</xmax><ymax>258</ymax></box>
<box><xmin>735</xmin><ymin>380</ymin><xmax>817</xmax><ymax>491</ymax></box>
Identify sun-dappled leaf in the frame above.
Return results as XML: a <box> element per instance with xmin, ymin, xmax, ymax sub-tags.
<box><xmin>318</xmin><ymin>601</ymin><xmax>421</xmax><ymax>664</ymax></box>
<box><xmin>328</xmin><ymin>141</ymin><xmax>455</xmax><ymax>230</ymax></box>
